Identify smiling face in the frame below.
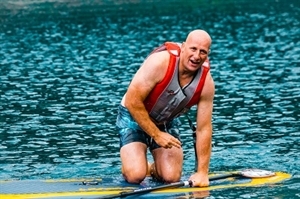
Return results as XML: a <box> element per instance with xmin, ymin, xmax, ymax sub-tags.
<box><xmin>180</xmin><ymin>30</ymin><xmax>211</xmax><ymax>72</ymax></box>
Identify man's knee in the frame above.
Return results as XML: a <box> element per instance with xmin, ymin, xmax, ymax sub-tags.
<box><xmin>161</xmin><ymin>171</ymin><xmax>182</xmax><ymax>183</ymax></box>
<box><xmin>122</xmin><ymin>167</ymin><xmax>147</xmax><ymax>184</ymax></box>
<box><xmin>150</xmin><ymin>163</ymin><xmax>182</xmax><ymax>183</ymax></box>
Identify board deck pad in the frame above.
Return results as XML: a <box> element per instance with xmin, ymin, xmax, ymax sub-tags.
<box><xmin>0</xmin><ymin>171</ymin><xmax>291</xmax><ymax>199</ymax></box>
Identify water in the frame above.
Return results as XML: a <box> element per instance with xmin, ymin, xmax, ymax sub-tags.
<box><xmin>0</xmin><ymin>0</ymin><xmax>299</xmax><ymax>198</ymax></box>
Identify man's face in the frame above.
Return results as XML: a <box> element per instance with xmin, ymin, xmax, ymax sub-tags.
<box><xmin>181</xmin><ymin>37</ymin><xmax>210</xmax><ymax>71</ymax></box>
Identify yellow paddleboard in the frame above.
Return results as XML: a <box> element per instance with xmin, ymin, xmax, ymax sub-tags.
<box><xmin>0</xmin><ymin>171</ymin><xmax>291</xmax><ymax>199</ymax></box>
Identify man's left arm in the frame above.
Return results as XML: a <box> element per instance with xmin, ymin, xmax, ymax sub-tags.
<box><xmin>189</xmin><ymin>71</ymin><xmax>215</xmax><ymax>187</ymax></box>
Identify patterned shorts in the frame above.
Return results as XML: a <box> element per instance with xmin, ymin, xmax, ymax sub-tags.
<box><xmin>116</xmin><ymin>105</ymin><xmax>181</xmax><ymax>151</ymax></box>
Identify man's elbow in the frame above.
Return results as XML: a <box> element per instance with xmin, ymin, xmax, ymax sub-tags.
<box><xmin>124</xmin><ymin>96</ymin><xmax>143</xmax><ymax>111</ymax></box>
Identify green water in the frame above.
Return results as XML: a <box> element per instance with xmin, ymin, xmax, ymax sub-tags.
<box><xmin>0</xmin><ymin>0</ymin><xmax>299</xmax><ymax>198</ymax></box>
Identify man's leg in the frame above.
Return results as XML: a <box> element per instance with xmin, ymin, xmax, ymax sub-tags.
<box><xmin>120</xmin><ymin>142</ymin><xmax>148</xmax><ymax>184</ymax></box>
<box><xmin>151</xmin><ymin>147</ymin><xmax>183</xmax><ymax>183</ymax></box>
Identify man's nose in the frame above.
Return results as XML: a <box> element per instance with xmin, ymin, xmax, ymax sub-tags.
<box><xmin>193</xmin><ymin>52</ymin><xmax>201</xmax><ymax>60</ymax></box>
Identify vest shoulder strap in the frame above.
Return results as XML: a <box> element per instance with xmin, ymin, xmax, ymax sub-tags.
<box><xmin>164</xmin><ymin>42</ymin><xmax>181</xmax><ymax>56</ymax></box>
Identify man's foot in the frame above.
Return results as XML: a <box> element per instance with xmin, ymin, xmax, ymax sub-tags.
<box><xmin>148</xmin><ymin>162</ymin><xmax>164</xmax><ymax>182</ymax></box>
<box><xmin>146</xmin><ymin>162</ymin><xmax>152</xmax><ymax>177</ymax></box>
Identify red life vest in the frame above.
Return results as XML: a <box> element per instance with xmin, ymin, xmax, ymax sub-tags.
<box><xmin>144</xmin><ymin>42</ymin><xmax>210</xmax><ymax>123</ymax></box>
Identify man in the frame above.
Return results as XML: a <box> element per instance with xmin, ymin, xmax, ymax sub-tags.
<box><xmin>116</xmin><ymin>29</ymin><xmax>214</xmax><ymax>187</ymax></box>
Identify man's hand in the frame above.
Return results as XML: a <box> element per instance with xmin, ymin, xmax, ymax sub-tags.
<box><xmin>189</xmin><ymin>172</ymin><xmax>209</xmax><ymax>187</ymax></box>
<box><xmin>153</xmin><ymin>131</ymin><xmax>181</xmax><ymax>149</ymax></box>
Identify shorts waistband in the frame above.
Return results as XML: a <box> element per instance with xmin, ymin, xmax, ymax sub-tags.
<box><xmin>117</xmin><ymin>105</ymin><xmax>173</xmax><ymax>130</ymax></box>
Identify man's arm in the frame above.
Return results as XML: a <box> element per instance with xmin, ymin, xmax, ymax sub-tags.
<box><xmin>189</xmin><ymin>71</ymin><xmax>215</xmax><ymax>187</ymax></box>
<box><xmin>124</xmin><ymin>51</ymin><xmax>181</xmax><ymax>149</ymax></box>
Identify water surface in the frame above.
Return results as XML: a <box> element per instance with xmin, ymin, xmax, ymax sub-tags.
<box><xmin>0</xmin><ymin>0</ymin><xmax>299</xmax><ymax>198</ymax></box>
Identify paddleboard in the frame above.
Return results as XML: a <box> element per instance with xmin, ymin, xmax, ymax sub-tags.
<box><xmin>0</xmin><ymin>171</ymin><xmax>291</xmax><ymax>199</ymax></box>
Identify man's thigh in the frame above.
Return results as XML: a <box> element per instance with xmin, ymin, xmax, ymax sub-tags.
<box><xmin>120</xmin><ymin>142</ymin><xmax>148</xmax><ymax>177</ymax></box>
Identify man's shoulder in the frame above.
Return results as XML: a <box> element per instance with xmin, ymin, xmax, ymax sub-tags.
<box><xmin>139</xmin><ymin>51</ymin><xmax>170</xmax><ymax>83</ymax></box>
<box><xmin>145</xmin><ymin>50</ymin><xmax>170</xmax><ymax>67</ymax></box>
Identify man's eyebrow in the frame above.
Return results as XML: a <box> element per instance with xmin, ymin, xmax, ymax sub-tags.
<box><xmin>189</xmin><ymin>46</ymin><xmax>209</xmax><ymax>54</ymax></box>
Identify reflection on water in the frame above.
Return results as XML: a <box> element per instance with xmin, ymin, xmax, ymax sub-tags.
<box><xmin>0</xmin><ymin>0</ymin><xmax>299</xmax><ymax>198</ymax></box>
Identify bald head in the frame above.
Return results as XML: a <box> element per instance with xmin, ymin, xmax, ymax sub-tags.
<box><xmin>185</xmin><ymin>29</ymin><xmax>212</xmax><ymax>48</ymax></box>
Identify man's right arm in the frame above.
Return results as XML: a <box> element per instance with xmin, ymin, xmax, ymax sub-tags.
<box><xmin>124</xmin><ymin>51</ymin><xmax>181</xmax><ymax>149</ymax></box>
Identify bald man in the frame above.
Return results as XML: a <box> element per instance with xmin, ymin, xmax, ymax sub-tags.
<box><xmin>116</xmin><ymin>29</ymin><xmax>214</xmax><ymax>187</ymax></box>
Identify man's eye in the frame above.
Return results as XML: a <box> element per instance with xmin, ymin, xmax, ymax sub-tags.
<box><xmin>200</xmin><ymin>50</ymin><xmax>208</xmax><ymax>55</ymax></box>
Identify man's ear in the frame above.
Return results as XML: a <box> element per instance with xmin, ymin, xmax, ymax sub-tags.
<box><xmin>181</xmin><ymin>42</ymin><xmax>185</xmax><ymax>52</ymax></box>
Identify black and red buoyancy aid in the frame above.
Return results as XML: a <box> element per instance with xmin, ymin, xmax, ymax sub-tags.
<box><xmin>144</xmin><ymin>42</ymin><xmax>210</xmax><ymax>123</ymax></box>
